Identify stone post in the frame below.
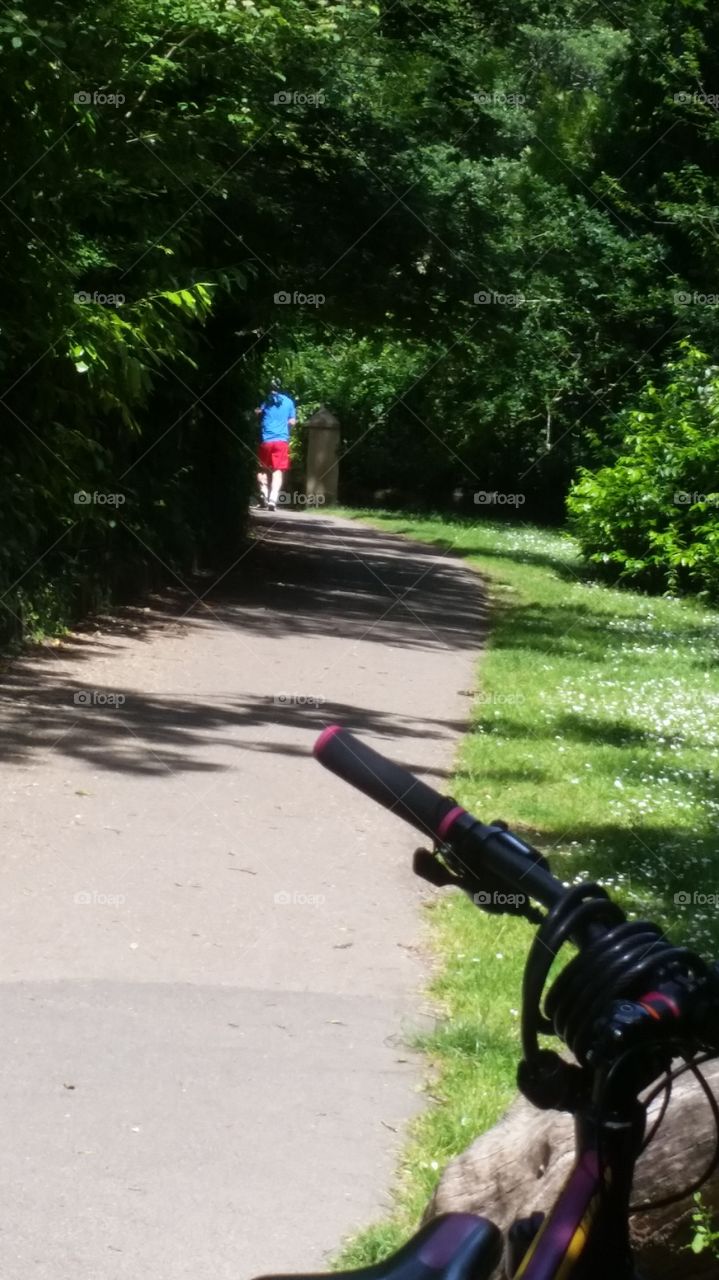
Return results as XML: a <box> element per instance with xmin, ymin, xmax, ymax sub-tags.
<box><xmin>304</xmin><ymin>407</ymin><xmax>340</xmax><ymax>505</ymax></box>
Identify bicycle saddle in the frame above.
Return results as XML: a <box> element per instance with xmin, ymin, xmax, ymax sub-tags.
<box><xmin>256</xmin><ymin>1214</ymin><xmax>502</xmax><ymax>1280</ymax></box>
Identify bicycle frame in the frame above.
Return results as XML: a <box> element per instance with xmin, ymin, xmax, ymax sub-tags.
<box><xmin>512</xmin><ymin>1104</ymin><xmax>643</xmax><ymax>1279</ymax></box>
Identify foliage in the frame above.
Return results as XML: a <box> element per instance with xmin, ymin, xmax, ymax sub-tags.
<box><xmin>2</xmin><ymin>0</ymin><xmax>719</xmax><ymax>635</ymax></box>
<box><xmin>567</xmin><ymin>344</ymin><xmax>719</xmax><ymax>599</ymax></box>
<box><xmin>274</xmin><ymin>331</ymin><xmax>430</xmax><ymax>498</ymax></box>
<box><xmin>689</xmin><ymin>1195</ymin><xmax>719</xmax><ymax>1259</ymax></box>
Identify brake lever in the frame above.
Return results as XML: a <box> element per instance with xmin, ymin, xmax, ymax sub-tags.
<box><xmin>413</xmin><ymin>845</ymin><xmax>546</xmax><ymax>926</ymax></box>
<box><xmin>413</xmin><ymin>847</ymin><xmax>459</xmax><ymax>888</ymax></box>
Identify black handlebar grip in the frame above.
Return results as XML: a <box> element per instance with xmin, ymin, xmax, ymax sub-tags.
<box><xmin>314</xmin><ymin>726</ymin><xmax>459</xmax><ymax>840</ymax></box>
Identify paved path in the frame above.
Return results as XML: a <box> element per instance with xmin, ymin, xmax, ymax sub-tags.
<box><xmin>0</xmin><ymin>512</ymin><xmax>487</xmax><ymax>1280</ymax></box>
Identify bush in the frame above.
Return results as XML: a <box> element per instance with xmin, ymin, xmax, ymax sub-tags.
<box><xmin>567</xmin><ymin>343</ymin><xmax>719</xmax><ymax>599</ymax></box>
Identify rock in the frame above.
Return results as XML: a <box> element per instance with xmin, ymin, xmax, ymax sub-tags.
<box><xmin>425</xmin><ymin>1059</ymin><xmax>719</xmax><ymax>1278</ymax></box>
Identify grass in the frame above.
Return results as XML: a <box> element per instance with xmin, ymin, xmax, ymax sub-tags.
<box><xmin>329</xmin><ymin>508</ymin><xmax>719</xmax><ymax>1268</ymax></box>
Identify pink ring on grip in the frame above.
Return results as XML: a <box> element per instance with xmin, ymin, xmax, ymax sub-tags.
<box><xmin>313</xmin><ymin>724</ymin><xmax>343</xmax><ymax>759</ymax></box>
<box><xmin>437</xmin><ymin>805</ymin><xmax>466</xmax><ymax>841</ymax></box>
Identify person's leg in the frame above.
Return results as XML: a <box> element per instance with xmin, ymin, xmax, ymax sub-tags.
<box><xmin>267</xmin><ymin>440</ymin><xmax>290</xmax><ymax>510</ymax></box>
<box><xmin>268</xmin><ymin>468</ymin><xmax>283</xmax><ymax>508</ymax></box>
<box><xmin>257</xmin><ymin>469</ymin><xmax>269</xmax><ymax>505</ymax></box>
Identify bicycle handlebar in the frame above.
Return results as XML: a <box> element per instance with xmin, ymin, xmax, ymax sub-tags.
<box><xmin>314</xmin><ymin>725</ymin><xmax>566</xmax><ymax>915</ymax></box>
<box><xmin>314</xmin><ymin>725</ymin><xmax>460</xmax><ymax>840</ymax></box>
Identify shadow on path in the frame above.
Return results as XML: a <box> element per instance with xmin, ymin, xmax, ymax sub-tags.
<box><xmin>0</xmin><ymin>514</ymin><xmax>488</xmax><ymax>775</ymax></box>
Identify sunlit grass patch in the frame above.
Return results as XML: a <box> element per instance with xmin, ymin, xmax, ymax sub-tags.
<box><xmin>332</xmin><ymin>508</ymin><xmax>719</xmax><ymax>1268</ymax></box>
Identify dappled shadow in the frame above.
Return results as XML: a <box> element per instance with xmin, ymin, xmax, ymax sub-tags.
<box><xmin>0</xmin><ymin>513</ymin><xmax>488</xmax><ymax>775</ymax></box>
<box><xmin>194</xmin><ymin>515</ymin><xmax>490</xmax><ymax>651</ymax></box>
<box><xmin>474</xmin><ymin>713</ymin><xmax>673</xmax><ymax>750</ymax></box>
<box><xmin>353</xmin><ymin>515</ymin><xmax>717</xmax><ymax>665</ymax></box>
<box><xmin>454</xmin><ymin>764</ymin><xmax>550</xmax><ymax>785</ymax></box>
<box><xmin>0</xmin><ymin>677</ymin><xmax>467</xmax><ymax>776</ymax></box>
<box><xmin>1</xmin><ymin>588</ymin><xmax>217</xmax><ymax>673</ymax></box>
<box><xmin>535</xmin><ymin>819</ymin><xmax>719</xmax><ymax>946</ymax></box>
<box><xmin>486</xmin><ymin>597</ymin><xmax>717</xmax><ymax>669</ymax></box>
<box><xmin>386</xmin><ymin>523</ymin><xmax>590</xmax><ymax>585</ymax></box>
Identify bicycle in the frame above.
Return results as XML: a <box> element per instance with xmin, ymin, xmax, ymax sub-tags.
<box><xmin>254</xmin><ymin>726</ymin><xmax>719</xmax><ymax>1280</ymax></box>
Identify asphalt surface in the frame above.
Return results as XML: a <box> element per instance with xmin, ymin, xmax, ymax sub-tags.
<box><xmin>0</xmin><ymin>511</ymin><xmax>487</xmax><ymax>1280</ymax></box>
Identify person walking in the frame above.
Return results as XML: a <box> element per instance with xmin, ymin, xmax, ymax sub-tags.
<box><xmin>255</xmin><ymin>378</ymin><xmax>297</xmax><ymax>511</ymax></box>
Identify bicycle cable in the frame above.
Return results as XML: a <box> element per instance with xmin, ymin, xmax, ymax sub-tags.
<box><xmin>593</xmin><ymin>1043</ymin><xmax>719</xmax><ymax>1213</ymax></box>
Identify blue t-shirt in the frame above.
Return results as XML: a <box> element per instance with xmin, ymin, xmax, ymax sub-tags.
<box><xmin>259</xmin><ymin>392</ymin><xmax>296</xmax><ymax>442</ymax></box>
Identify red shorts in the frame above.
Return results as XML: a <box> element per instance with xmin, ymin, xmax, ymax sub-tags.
<box><xmin>258</xmin><ymin>440</ymin><xmax>290</xmax><ymax>471</ymax></box>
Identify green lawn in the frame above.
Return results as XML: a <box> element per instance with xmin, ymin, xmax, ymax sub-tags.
<box><xmin>330</xmin><ymin>509</ymin><xmax>719</xmax><ymax>1267</ymax></box>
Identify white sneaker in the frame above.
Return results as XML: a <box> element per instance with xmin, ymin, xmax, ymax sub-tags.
<box><xmin>267</xmin><ymin>501</ymin><xmax>276</xmax><ymax>512</ymax></box>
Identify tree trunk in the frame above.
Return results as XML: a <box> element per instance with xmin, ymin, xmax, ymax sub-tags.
<box><xmin>425</xmin><ymin>1059</ymin><xmax>719</xmax><ymax>1279</ymax></box>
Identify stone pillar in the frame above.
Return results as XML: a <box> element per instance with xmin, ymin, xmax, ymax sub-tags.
<box><xmin>305</xmin><ymin>407</ymin><xmax>340</xmax><ymax>505</ymax></box>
